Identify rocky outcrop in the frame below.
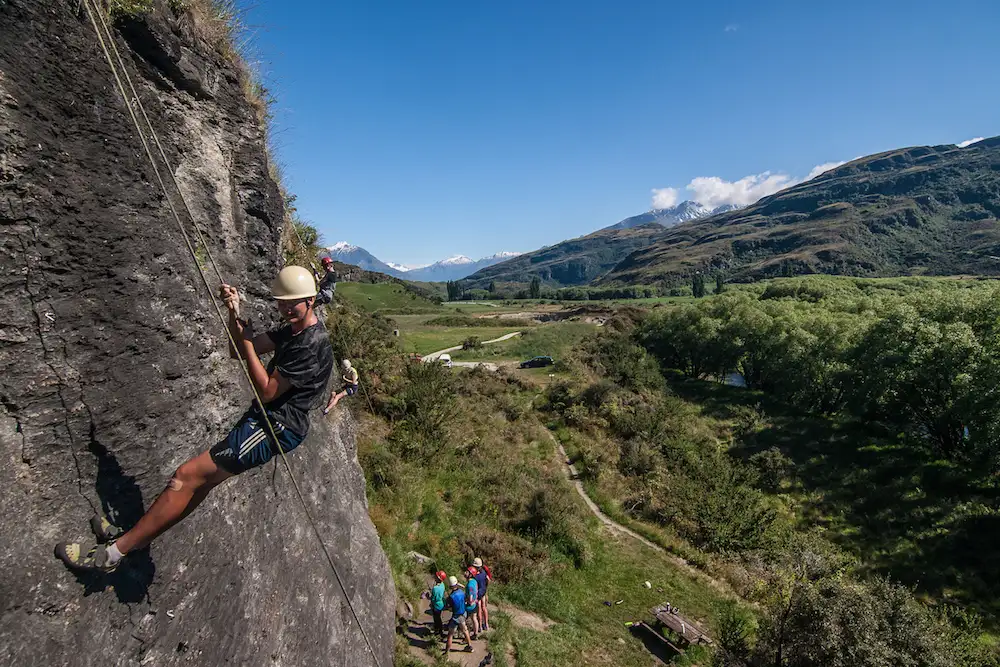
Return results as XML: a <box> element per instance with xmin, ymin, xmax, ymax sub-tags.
<box><xmin>0</xmin><ymin>1</ymin><xmax>394</xmax><ymax>665</ymax></box>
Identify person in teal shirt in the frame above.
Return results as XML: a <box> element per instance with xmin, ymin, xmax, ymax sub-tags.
<box><xmin>465</xmin><ymin>567</ymin><xmax>480</xmax><ymax>638</ymax></box>
<box><xmin>430</xmin><ymin>570</ymin><xmax>447</xmax><ymax>638</ymax></box>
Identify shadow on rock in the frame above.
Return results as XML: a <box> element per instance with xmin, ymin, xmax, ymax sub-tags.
<box><xmin>74</xmin><ymin>439</ymin><xmax>156</xmax><ymax>604</ymax></box>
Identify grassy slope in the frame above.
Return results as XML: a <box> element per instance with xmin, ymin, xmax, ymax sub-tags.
<box><xmin>336</xmin><ymin>282</ymin><xmax>441</xmax><ymax>312</ymax></box>
<box><xmin>601</xmin><ymin>138</ymin><xmax>1000</xmax><ymax>285</ymax></box>
<box><xmin>364</xmin><ymin>375</ymin><xmax>735</xmax><ymax>667</ymax></box>
<box><xmin>462</xmin><ymin>224</ymin><xmax>669</xmax><ymax>289</ymax></box>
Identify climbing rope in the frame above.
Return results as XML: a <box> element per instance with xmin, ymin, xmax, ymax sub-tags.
<box><xmin>80</xmin><ymin>3</ymin><xmax>383</xmax><ymax>664</ymax></box>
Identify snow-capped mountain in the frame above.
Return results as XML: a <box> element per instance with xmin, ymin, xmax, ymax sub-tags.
<box><xmin>324</xmin><ymin>242</ymin><xmax>401</xmax><ymax>276</ymax></box>
<box><xmin>404</xmin><ymin>252</ymin><xmax>522</xmax><ymax>282</ymax></box>
<box><xmin>607</xmin><ymin>201</ymin><xmax>742</xmax><ymax>231</ymax></box>
<box><xmin>323</xmin><ymin>243</ymin><xmax>521</xmax><ymax>281</ymax></box>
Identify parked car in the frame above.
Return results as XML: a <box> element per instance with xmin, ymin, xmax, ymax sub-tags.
<box><xmin>519</xmin><ymin>355</ymin><xmax>553</xmax><ymax>369</ymax></box>
<box><xmin>438</xmin><ymin>353</ymin><xmax>453</xmax><ymax>368</ymax></box>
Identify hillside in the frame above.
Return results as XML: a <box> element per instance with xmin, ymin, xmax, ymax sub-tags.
<box><xmin>463</xmin><ymin>223</ymin><xmax>669</xmax><ymax>288</ymax></box>
<box><xmin>601</xmin><ymin>137</ymin><xmax>1000</xmax><ymax>285</ymax></box>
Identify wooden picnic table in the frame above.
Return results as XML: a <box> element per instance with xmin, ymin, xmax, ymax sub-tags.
<box><xmin>650</xmin><ymin>605</ymin><xmax>712</xmax><ymax>646</ymax></box>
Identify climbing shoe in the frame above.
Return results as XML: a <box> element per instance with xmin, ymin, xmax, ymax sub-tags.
<box><xmin>54</xmin><ymin>542</ymin><xmax>118</xmax><ymax>573</ymax></box>
<box><xmin>89</xmin><ymin>514</ymin><xmax>123</xmax><ymax>543</ymax></box>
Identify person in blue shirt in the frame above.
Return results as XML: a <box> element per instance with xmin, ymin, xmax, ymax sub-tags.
<box><xmin>429</xmin><ymin>570</ymin><xmax>447</xmax><ymax>638</ymax></box>
<box><xmin>444</xmin><ymin>576</ymin><xmax>474</xmax><ymax>655</ymax></box>
<box><xmin>472</xmin><ymin>557</ymin><xmax>491</xmax><ymax>631</ymax></box>
<box><xmin>465</xmin><ymin>566</ymin><xmax>481</xmax><ymax>638</ymax></box>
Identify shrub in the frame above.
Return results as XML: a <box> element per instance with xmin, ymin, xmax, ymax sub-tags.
<box><xmin>384</xmin><ymin>362</ymin><xmax>455</xmax><ymax>459</ymax></box>
<box><xmin>750</xmin><ymin>447</ymin><xmax>793</xmax><ymax>492</ymax></box>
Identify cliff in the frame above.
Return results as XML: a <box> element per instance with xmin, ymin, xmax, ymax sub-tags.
<box><xmin>0</xmin><ymin>1</ymin><xmax>394</xmax><ymax>665</ymax></box>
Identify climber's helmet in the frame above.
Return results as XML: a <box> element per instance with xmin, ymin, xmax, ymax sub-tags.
<box><xmin>271</xmin><ymin>266</ymin><xmax>317</xmax><ymax>300</ymax></box>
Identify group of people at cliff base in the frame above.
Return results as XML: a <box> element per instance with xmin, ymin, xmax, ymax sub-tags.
<box><xmin>428</xmin><ymin>559</ymin><xmax>493</xmax><ymax>655</ymax></box>
<box><xmin>54</xmin><ymin>265</ymin><xmax>359</xmax><ymax>573</ymax></box>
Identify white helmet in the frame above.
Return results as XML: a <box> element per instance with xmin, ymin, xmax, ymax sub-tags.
<box><xmin>448</xmin><ymin>575</ymin><xmax>459</xmax><ymax>588</ymax></box>
<box><xmin>271</xmin><ymin>266</ymin><xmax>317</xmax><ymax>300</ymax></box>
<box><xmin>341</xmin><ymin>359</ymin><xmax>352</xmax><ymax>370</ymax></box>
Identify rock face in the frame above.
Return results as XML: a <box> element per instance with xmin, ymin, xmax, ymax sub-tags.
<box><xmin>0</xmin><ymin>2</ymin><xmax>394</xmax><ymax>665</ymax></box>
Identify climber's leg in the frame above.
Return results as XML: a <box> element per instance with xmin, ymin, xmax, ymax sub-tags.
<box><xmin>56</xmin><ymin>449</ymin><xmax>228</xmax><ymax>573</ymax></box>
<box><xmin>114</xmin><ymin>448</ymin><xmax>231</xmax><ymax>553</ymax></box>
<box><xmin>56</xmin><ymin>411</ymin><xmax>302</xmax><ymax>574</ymax></box>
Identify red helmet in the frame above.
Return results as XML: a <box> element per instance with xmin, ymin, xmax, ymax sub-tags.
<box><xmin>321</xmin><ymin>256</ymin><xmax>334</xmax><ymax>266</ymax></box>
<box><xmin>435</xmin><ymin>570</ymin><xmax>447</xmax><ymax>583</ymax></box>
<box><xmin>467</xmin><ymin>566</ymin><xmax>478</xmax><ymax>576</ymax></box>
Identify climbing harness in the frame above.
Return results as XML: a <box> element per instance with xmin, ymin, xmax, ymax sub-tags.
<box><xmin>79</xmin><ymin>2</ymin><xmax>383</xmax><ymax>664</ymax></box>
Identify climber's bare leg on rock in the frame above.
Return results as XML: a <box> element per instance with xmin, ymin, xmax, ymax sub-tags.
<box><xmin>115</xmin><ymin>450</ymin><xmax>232</xmax><ymax>554</ymax></box>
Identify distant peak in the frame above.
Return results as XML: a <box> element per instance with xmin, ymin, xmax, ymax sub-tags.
<box><xmin>440</xmin><ymin>255</ymin><xmax>473</xmax><ymax>265</ymax></box>
<box><xmin>327</xmin><ymin>241</ymin><xmax>358</xmax><ymax>252</ymax></box>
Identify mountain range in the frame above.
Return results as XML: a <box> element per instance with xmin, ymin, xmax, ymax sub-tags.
<box><xmin>324</xmin><ymin>242</ymin><xmax>520</xmax><ymax>282</ymax></box>
<box><xmin>464</xmin><ymin>137</ymin><xmax>1000</xmax><ymax>288</ymax></box>
<box><xmin>461</xmin><ymin>201</ymin><xmax>737</xmax><ymax>288</ymax></box>
<box><xmin>326</xmin><ymin>136</ymin><xmax>1000</xmax><ymax>291</ymax></box>
<box><xmin>599</xmin><ymin>137</ymin><xmax>1000</xmax><ymax>285</ymax></box>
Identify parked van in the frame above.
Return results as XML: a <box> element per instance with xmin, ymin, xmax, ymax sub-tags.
<box><xmin>438</xmin><ymin>354</ymin><xmax>453</xmax><ymax>368</ymax></box>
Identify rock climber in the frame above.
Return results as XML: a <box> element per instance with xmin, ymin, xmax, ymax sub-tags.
<box><xmin>444</xmin><ymin>575</ymin><xmax>474</xmax><ymax>655</ymax></box>
<box><xmin>430</xmin><ymin>570</ymin><xmax>448</xmax><ymax>638</ymax></box>
<box><xmin>324</xmin><ymin>358</ymin><xmax>359</xmax><ymax>413</ymax></box>
<box><xmin>55</xmin><ymin>266</ymin><xmax>334</xmax><ymax>573</ymax></box>
<box><xmin>465</xmin><ymin>565</ymin><xmax>481</xmax><ymax>639</ymax></box>
<box><xmin>472</xmin><ymin>557</ymin><xmax>492</xmax><ymax>631</ymax></box>
<box><xmin>315</xmin><ymin>256</ymin><xmax>337</xmax><ymax>306</ymax></box>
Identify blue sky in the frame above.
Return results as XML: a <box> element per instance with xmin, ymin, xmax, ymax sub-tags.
<box><xmin>242</xmin><ymin>0</ymin><xmax>999</xmax><ymax>266</ymax></box>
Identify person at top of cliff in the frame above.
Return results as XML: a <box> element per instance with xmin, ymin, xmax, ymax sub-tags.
<box><xmin>55</xmin><ymin>266</ymin><xmax>334</xmax><ymax>573</ymax></box>
<box><xmin>472</xmin><ymin>557</ymin><xmax>492</xmax><ymax>631</ymax></box>
<box><xmin>444</xmin><ymin>575</ymin><xmax>474</xmax><ymax>655</ymax></box>
<box><xmin>323</xmin><ymin>359</ymin><xmax>359</xmax><ymax>414</ymax></box>
<box><xmin>315</xmin><ymin>256</ymin><xmax>337</xmax><ymax>307</ymax></box>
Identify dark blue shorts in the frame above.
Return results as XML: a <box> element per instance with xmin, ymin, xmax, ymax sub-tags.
<box><xmin>344</xmin><ymin>383</ymin><xmax>359</xmax><ymax>396</ymax></box>
<box><xmin>209</xmin><ymin>411</ymin><xmax>304</xmax><ymax>475</ymax></box>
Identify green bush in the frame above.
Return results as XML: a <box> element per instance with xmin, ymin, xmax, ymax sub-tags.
<box><xmin>384</xmin><ymin>361</ymin><xmax>455</xmax><ymax>459</ymax></box>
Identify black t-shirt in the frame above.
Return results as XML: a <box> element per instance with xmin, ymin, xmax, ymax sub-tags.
<box><xmin>258</xmin><ymin>321</ymin><xmax>334</xmax><ymax>437</ymax></box>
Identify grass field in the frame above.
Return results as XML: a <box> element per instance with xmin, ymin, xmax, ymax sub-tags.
<box><xmin>452</xmin><ymin>322</ymin><xmax>596</xmax><ymax>363</ymax></box>
<box><xmin>398</xmin><ymin>325</ymin><xmax>525</xmax><ymax>355</ymax></box>
<box><xmin>336</xmin><ymin>282</ymin><xmax>440</xmax><ymax>312</ymax></box>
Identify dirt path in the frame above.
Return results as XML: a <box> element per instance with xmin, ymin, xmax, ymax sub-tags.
<box><xmin>403</xmin><ymin>587</ymin><xmax>492</xmax><ymax>667</ymax></box>
<box><xmin>547</xmin><ymin>431</ymin><xmax>730</xmax><ymax>595</ymax></box>
<box><xmin>402</xmin><ymin>577</ymin><xmax>556</xmax><ymax>666</ymax></box>
<box><xmin>422</xmin><ymin>331</ymin><xmax>523</xmax><ymax>363</ymax></box>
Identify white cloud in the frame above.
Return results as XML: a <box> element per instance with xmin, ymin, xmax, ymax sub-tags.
<box><xmin>957</xmin><ymin>137</ymin><xmax>984</xmax><ymax>148</ymax></box>
<box><xmin>724</xmin><ymin>24</ymin><xmax>739</xmax><ymax>32</ymax></box>
<box><xmin>686</xmin><ymin>172</ymin><xmax>795</xmax><ymax>209</ymax></box>
<box><xmin>806</xmin><ymin>161</ymin><xmax>847</xmax><ymax>180</ymax></box>
<box><xmin>651</xmin><ymin>187</ymin><xmax>680</xmax><ymax>209</ymax></box>
<box><xmin>650</xmin><ymin>159</ymin><xmax>850</xmax><ymax>210</ymax></box>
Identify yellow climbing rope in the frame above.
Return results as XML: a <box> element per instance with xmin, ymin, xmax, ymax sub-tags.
<box><xmin>79</xmin><ymin>3</ymin><xmax>383</xmax><ymax>664</ymax></box>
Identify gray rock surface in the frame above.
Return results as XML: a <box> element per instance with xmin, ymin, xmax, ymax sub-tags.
<box><xmin>0</xmin><ymin>1</ymin><xmax>394</xmax><ymax>665</ymax></box>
